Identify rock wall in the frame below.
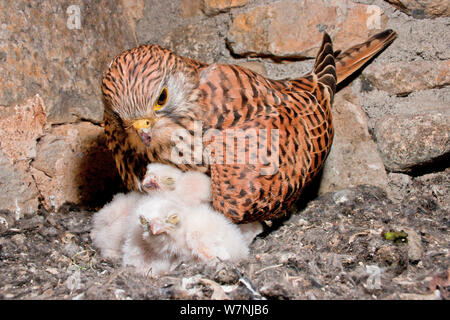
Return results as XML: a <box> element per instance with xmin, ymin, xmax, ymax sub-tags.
<box><xmin>0</xmin><ymin>0</ymin><xmax>448</xmax><ymax>215</ymax></box>
<box><xmin>0</xmin><ymin>1</ymin><xmax>140</xmax><ymax>215</ymax></box>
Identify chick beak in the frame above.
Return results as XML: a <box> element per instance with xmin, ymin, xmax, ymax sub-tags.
<box><xmin>143</xmin><ymin>175</ymin><xmax>160</xmax><ymax>191</ymax></box>
<box><xmin>149</xmin><ymin>219</ymin><xmax>167</xmax><ymax>235</ymax></box>
<box><xmin>132</xmin><ymin>118</ymin><xmax>154</xmax><ymax>146</ymax></box>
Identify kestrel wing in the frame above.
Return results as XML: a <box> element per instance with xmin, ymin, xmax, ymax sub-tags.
<box><xmin>198</xmin><ymin>64</ymin><xmax>315</xmax><ymax>223</ymax></box>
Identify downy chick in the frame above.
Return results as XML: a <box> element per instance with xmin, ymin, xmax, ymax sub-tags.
<box><xmin>91</xmin><ymin>192</ymin><xmax>143</xmax><ymax>259</ymax></box>
<box><xmin>122</xmin><ymin>194</ymin><xmax>249</xmax><ymax>275</ymax></box>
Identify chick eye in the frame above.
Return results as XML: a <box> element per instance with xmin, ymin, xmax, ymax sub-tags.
<box><xmin>161</xmin><ymin>176</ymin><xmax>175</xmax><ymax>185</ymax></box>
<box><xmin>139</xmin><ymin>216</ymin><xmax>149</xmax><ymax>231</ymax></box>
<box><xmin>154</xmin><ymin>87</ymin><xmax>168</xmax><ymax>111</ymax></box>
<box><xmin>166</xmin><ymin>214</ymin><xmax>179</xmax><ymax>225</ymax></box>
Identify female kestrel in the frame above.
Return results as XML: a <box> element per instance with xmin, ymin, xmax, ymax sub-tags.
<box><xmin>101</xmin><ymin>30</ymin><xmax>397</xmax><ymax>223</ymax></box>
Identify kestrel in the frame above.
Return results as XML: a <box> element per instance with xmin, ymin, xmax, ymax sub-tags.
<box><xmin>102</xmin><ymin>30</ymin><xmax>397</xmax><ymax>223</ymax></box>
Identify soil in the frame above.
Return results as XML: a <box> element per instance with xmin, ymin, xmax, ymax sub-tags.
<box><xmin>0</xmin><ymin>168</ymin><xmax>448</xmax><ymax>300</ymax></box>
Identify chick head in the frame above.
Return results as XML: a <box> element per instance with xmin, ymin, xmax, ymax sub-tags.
<box><xmin>141</xmin><ymin>163</ymin><xmax>182</xmax><ymax>193</ymax></box>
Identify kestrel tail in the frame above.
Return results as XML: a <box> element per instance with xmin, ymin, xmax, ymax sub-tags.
<box><xmin>101</xmin><ymin>29</ymin><xmax>397</xmax><ymax>223</ymax></box>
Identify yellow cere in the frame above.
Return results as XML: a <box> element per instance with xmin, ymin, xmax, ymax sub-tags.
<box><xmin>132</xmin><ymin>118</ymin><xmax>152</xmax><ymax>130</ymax></box>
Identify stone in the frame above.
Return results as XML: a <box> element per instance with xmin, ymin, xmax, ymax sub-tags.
<box><xmin>318</xmin><ymin>88</ymin><xmax>388</xmax><ymax>194</ymax></box>
<box><xmin>180</xmin><ymin>0</ymin><xmax>204</xmax><ymax>18</ymax></box>
<box><xmin>374</xmin><ymin>113</ymin><xmax>450</xmax><ymax>172</ymax></box>
<box><xmin>136</xmin><ymin>0</ymin><xmax>187</xmax><ymax>45</ymax></box>
<box><xmin>357</xmin><ymin>86</ymin><xmax>450</xmax><ymax>134</ymax></box>
<box><xmin>31</xmin><ymin>122</ymin><xmax>123</xmax><ymax>211</ymax></box>
<box><xmin>0</xmin><ymin>95</ymin><xmax>47</xmax><ymax>163</ymax></box>
<box><xmin>203</xmin><ymin>0</ymin><xmax>248</xmax><ymax>16</ymax></box>
<box><xmin>414</xmin><ymin>168</ymin><xmax>450</xmax><ymax>212</ymax></box>
<box><xmin>386</xmin><ymin>0</ymin><xmax>450</xmax><ymax>18</ymax></box>
<box><xmin>0</xmin><ymin>95</ymin><xmax>48</xmax><ymax>217</ymax></box>
<box><xmin>0</xmin><ymin>212</ymin><xmax>15</xmax><ymax>234</ymax></box>
<box><xmin>403</xmin><ymin>227</ymin><xmax>423</xmax><ymax>263</ymax></box>
<box><xmin>387</xmin><ymin>173</ymin><xmax>413</xmax><ymax>202</ymax></box>
<box><xmin>160</xmin><ymin>20</ymin><xmax>226</xmax><ymax>64</ymax></box>
<box><xmin>264</xmin><ymin>59</ymin><xmax>315</xmax><ymax>81</ymax></box>
<box><xmin>237</xmin><ymin>61</ymin><xmax>268</xmax><ymax>76</ymax></box>
<box><xmin>0</xmin><ymin>152</ymin><xmax>40</xmax><ymax>218</ymax></box>
<box><xmin>363</xmin><ymin>60</ymin><xmax>450</xmax><ymax>96</ymax></box>
<box><xmin>121</xmin><ymin>0</ymin><xmax>145</xmax><ymax>45</ymax></box>
<box><xmin>0</xmin><ymin>1</ymin><xmax>136</xmax><ymax>124</ymax></box>
<box><xmin>227</xmin><ymin>0</ymin><xmax>387</xmax><ymax>58</ymax></box>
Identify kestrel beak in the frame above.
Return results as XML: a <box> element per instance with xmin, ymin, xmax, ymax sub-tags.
<box><xmin>132</xmin><ymin>118</ymin><xmax>155</xmax><ymax>146</ymax></box>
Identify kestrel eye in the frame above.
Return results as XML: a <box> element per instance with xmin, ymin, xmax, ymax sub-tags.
<box><xmin>154</xmin><ymin>87</ymin><xmax>168</xmax><ymax>111</ymax></box>
<box><xmin>166</xmin><ymin>214</ymin><xmax>179</xmax><ymax>225</ymax></box>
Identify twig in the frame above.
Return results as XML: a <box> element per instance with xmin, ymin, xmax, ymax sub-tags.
<box><xmin>104</xmin><ymin>268</ymin><xmax>125</xmax><ymax>287</ymax></box>
<box><xmin>255</xmin><ymin>264</ymin><xmax>283</xmax><ymax>275</ymax></box>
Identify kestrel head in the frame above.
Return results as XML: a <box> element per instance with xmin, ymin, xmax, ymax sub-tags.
<box><xmin>102</xmin><ymin>44</ymin><xmax>205</xmax><ymax>148</ymax></box>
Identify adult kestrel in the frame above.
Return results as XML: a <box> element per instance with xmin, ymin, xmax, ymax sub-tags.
<box><xmin>101</xmin><ymin>30</ymin><xmax>397</xmax><ymax>223</ymax></box>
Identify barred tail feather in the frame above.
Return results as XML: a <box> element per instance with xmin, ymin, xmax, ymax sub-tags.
<box><xmin>335</xmin><ymin>29</ymin><xmax>397</xmax><ymax>84</ymax></box>
<box><xmin>314</xmin><ymin>32</ymin><xmax>338</xmax><ymax>98</ymax></box>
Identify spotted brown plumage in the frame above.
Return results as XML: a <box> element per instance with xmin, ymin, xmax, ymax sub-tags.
<box><xmin>102</xmin><ymin>30</ymin><xmax>397</xmax><ymax>223</ymax></box>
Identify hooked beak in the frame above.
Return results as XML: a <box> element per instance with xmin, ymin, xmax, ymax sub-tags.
<box><xmin>132</xmin><ymin>118</ymin><xmax>155</xmax><ymax>146</ymax></box>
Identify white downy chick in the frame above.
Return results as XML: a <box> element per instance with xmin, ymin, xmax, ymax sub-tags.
<box><xmin>91</xmin><ymin>192</ymin><xmax>143</xmax><ymax>259</ymax></box>
<box><xmin>122</xmin><ymin>185</ymin><xmax>248</xmax><ymax>276</ymax></box>
<box><xmin>173</xmin><ymin>170</ymin><xmax>212</xmax><ymax>205</ymax></box>
<box><xmin>121</xmin><ymin>194</ymin><xmax>186</xmax><ymax>275</ymax></box>
<box><xmin>181</xmin><ymin>203</ymin><xmax>249</xmax><ymax>263</ymax></box>
<box><xmin>142</xmin><ymin>163</ymin><xmax>211</xmax><ymax>205</ymax></box>
<box><xmin>238</xmin><ymin>222</ymin><xmax>264</xmax><ymax>246</ymax></box>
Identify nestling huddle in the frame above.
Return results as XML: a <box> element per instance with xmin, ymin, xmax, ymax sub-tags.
<box><xmin>91</xmin><ymin>164</ymin><xmax>262</xmax><ymax>275</ymax></box>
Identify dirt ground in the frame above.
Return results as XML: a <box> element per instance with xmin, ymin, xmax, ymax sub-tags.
<box><xmin>0</xmin><ymin>168</ymin><xmax>448</xmax><ymax>300</ymax></box>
